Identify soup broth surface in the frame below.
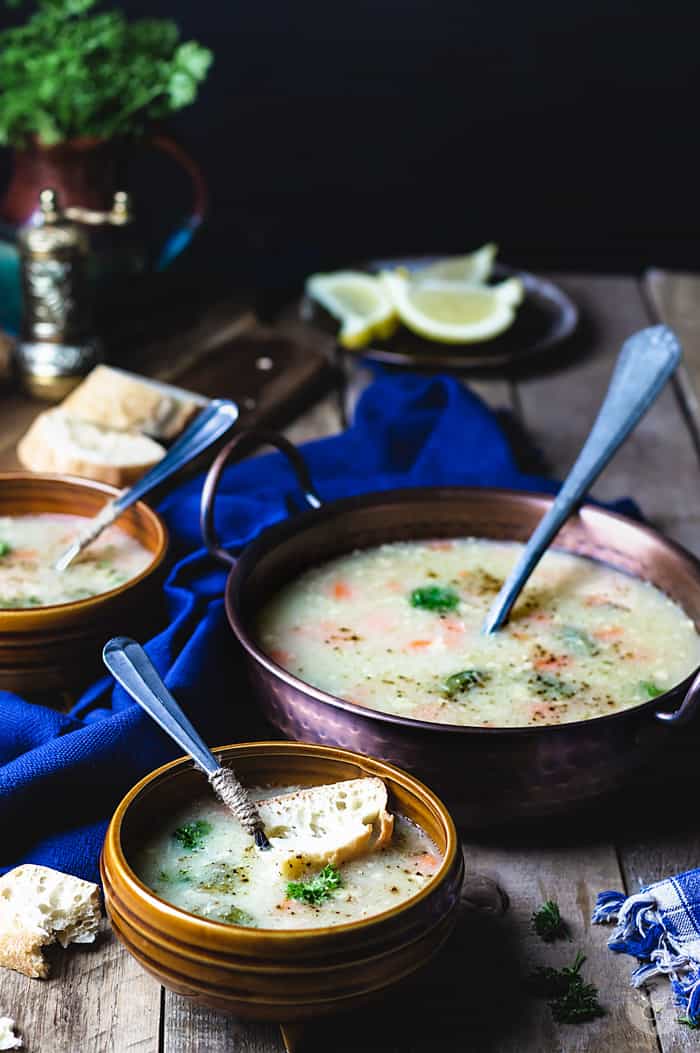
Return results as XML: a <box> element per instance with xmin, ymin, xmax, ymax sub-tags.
<box><xmin>0</xmin><ymin>513</ymin><xmax>152</xmax><ymax>608</ymax></box>
<box><xmin>134</xmin><ymin>788</ymin><xmax>438</xmax><ymax>930</ymax></box>
<box><xmin>257</xmin><ymin>539</ymin><xmax>700</xmax><ymax>728</ymax></box>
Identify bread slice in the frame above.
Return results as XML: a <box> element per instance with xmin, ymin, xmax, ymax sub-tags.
<box><xmin>61</xmin><ymin>365</ymin><xmax>205</xmax><ymax>441</ymax></box>
<box><xmin>0</xmin><ymin>865</ymin><xmax>100</xmax><ymax>979</ymax></box>
<box><xmin>0</xmin><ymin>1015</ymin><xmax>21</xmax><ymax>1050</ymax></box>
<box><xmin>257</xmin><ymin>777</ymin><xmax>394</xmax><ymax>879</ymax></box>
<box><xmin>17</xmin><ymin>408</ymin><xmax>165</xmax><ymax>487</ymax></box>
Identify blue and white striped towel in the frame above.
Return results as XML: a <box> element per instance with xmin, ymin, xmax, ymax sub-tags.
<box><xmin>593</xmin><ymin>868</ymin><xmax>700</xmax><ymax>1025</ymax></box>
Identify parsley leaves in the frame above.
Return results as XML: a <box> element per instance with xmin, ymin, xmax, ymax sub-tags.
<box><xmin>410</xmin><ymin>586</ymin><xmax>459</xmax><ymax>612</ymax></box>
<box><xmin>286</xmin><ymin>864</ymin><xmax>343</xmax><ymax>905</ymax></box>
<box><xmin>531</xmin><ymin>899</ymin><xmax>569</xmax><ymax>942</ymax></box>
<box><xmin>172</xmin><ymin>820</ymin><xmax>211</xmax><ymax>851</ymax></box>
<box><xmin>528</xmin><ymin>951</ymin><xmax>604</xmax><ymax>1025</ymax></box>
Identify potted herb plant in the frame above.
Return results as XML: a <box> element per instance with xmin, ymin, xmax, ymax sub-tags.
<box><xmin>0</xmin><ymin>0</ymin><xmax>212</xmax><ymax>234</ymax></box>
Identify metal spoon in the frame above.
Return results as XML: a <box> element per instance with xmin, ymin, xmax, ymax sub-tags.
<box><xmin>54</xmin><ymin>398</ymin><xmax>238</xmax><ymax>572</ymax></box>
<box><xmin>103</xmin><ymin>636</ymin><xmax>270</xmax><ymax>849</ymax></box>
<box><xmin>482</xmin><ymin>324</ymin><xmax>682</xmax><ymax>635</ymax></box>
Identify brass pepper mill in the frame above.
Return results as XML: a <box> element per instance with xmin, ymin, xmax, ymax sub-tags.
<box><xmin>15</xmin><ymin>187</ymin><xmax>131</xmax><ymax>401</ymax></box>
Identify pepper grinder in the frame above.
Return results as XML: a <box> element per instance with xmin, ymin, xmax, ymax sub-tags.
<box><xmin>15</xmin><ymin>188</ymin><xmax>130</xmax><ymax>401</ymax></box>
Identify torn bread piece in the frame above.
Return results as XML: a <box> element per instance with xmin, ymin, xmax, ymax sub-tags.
<box><xmin>0</xmin><ymin>1015</ymin><xmax>21</xmax><ymax>1050</ymax></box>
<box><xmin>61</xmin><ymin>365</ymin><xmax>206</xmax><ymax>440</ymax></box>
<box><xmin>17</xmin><ymin>408</ymin><xmax>165</xmax><ymax>487</ymax></box>
<box><xmin>0</xmin><ymin>865</ymin><xmax>101</xmax><ymax>979</ymax></box>
<box><xmin>257</xmin><ymin>777</ymin><xmax>394</xmax><ymax>879</ymax></box>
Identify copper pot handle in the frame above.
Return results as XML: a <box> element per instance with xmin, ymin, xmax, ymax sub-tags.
<box><xmin>200</xmin><ymin>428</ymin><xmax>322</xmax><ymax>567</ymax></box>
<box><xmin>655</xmin><ymin>668</ymin><xmax>700</xmax><ymax>726</ymax></box>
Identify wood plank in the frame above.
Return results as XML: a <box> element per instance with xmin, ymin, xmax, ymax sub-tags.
<box><xmin>518</xmin><ymin>275</ymin><xmax>700</xmax><ymax>553</ymax></box>
<box><xmin>516</xmin><ymin>273</ymin><xmax>700</xmax><ymax>1052</ymax></box>
<box><xmin>163</xmin><ymin>991</ymin><xmax>283</xmax><ymax>1053</ymax></box>
<box><xmin>0</xmin><ymin>921</ymin><xmax>160</xmax><ymax>1053</ymax></box>
<box><xmin>643</xmin><ymin>268</ymin><xmax>700</xmax><ymax>467</ymax></box>
<box><xmin>286</xmin><ymin>839</ymin><xmax>651</xmax><ymax>1053</ymax></box>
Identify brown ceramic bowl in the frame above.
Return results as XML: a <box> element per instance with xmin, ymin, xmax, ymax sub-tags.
<box><xmin>0</xmin><ymin>473</ymin><xmax>167</xmax><ymax>696</ymax></box>
<box><xmin>101</xmin><ymin>741</ymin><xmax>464</xmax><ymax>1023</ymax></box>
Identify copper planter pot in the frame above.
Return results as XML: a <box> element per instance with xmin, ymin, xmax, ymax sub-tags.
<box><xmin>101</xmin><ymin>741</ymin><xmax>464</xmax><ymax>1023</ymax></box>
<box><xmin>199</xmin><ymin>431</ymin><xmax>700</xmax><ymax>825</ymax></box>
<box><xmin>0</xmin><ymin>473</ymin><xmax>167</xmax><ymax>696</ymax></box>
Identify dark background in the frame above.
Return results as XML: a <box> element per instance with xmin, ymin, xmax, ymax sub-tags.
<box><xmin>2</xmin><ymin>0</ymin><xmax>699</xmax><ymax>291</ymax></box>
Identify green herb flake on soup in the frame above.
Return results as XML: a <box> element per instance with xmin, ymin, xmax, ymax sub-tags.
<box><xmin>134</xmin><ymin>791</ymin><xmax>439</xmax><ymax>930</ymax></box>
<box><xmin>256</xmin><ymin>539</ymin><xmax>700</xmax><ymax>728</ymax></box>
<box><xmin>0</xmin><ymin>513</ymin><xmax>152</xmax><ymax>609</ymax></box>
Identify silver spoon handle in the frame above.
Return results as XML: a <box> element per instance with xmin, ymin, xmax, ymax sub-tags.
<box><xmin>102</xmin><ymin>636</ymin><xmax>270</xmax><ymax>848</ymax></box>
<box><xmin>102</xmin><ymin>636</ymin><xmax>219</xmax><ymax>775</ymax></box>
<box><xmin>482</xmin><ymin>325</ymin><xmax>682</xmax><ymax>634</ymax></box>
<box><xmin>55</xmin><ymin>399</ymin><xmax>238</xmax><ymax>572</ymax></box>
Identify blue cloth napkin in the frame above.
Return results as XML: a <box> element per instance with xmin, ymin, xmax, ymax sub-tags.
<box><xmin>594</xmin><ymin>873</ymin><xmax>700</xmax><ymax>1026</ymax></box>
<box><xmin>0</xmin><ymin>371</ymin><xmax>632</xmax><ymax>885</ymax></box>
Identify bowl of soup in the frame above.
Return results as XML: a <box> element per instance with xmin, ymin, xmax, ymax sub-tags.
<box><xmin>101</xmin><ymin>741</ymin><xmax>464</xmax><ymax>1022</ymax></box>
<box><xmin>0</xmin><ymin>472</ymin><xmax>167</xmax><ymax>696</ymax></box>
<box><xmin>199</xmin><ymin>430</ymin><xmax>700</xmax><ymax>824</ymax></box>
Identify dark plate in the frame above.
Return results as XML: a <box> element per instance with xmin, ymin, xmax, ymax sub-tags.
<box><xmin>299</xmin><ymin>258</ymin><xmax>578</xmax><ymax>373</ymax></box>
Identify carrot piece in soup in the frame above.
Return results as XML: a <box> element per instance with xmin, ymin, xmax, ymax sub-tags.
<box><xmin>533</xmin><ymin>654</ymin><xmax>571</xmax><ymax>672</ymax></box>
<box><xmin>332</xmin><ymin>581</ymin><xmax>352</xmax><ymax>600</ymax></box>
<box><xmin>594</xmin><ymin>625</ymin><xmax>624</xmax><ymax>641</ymax></box>
<box><xmin>415</xmin><ymin>852</ymin><xmax>439</xmax><ymax>873</ymax></box>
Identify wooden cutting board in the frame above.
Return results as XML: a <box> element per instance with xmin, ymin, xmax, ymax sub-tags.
<box><xmin>0</xmin><ymin>302</ymin><xmax>336</xmax><ymax>471</ymax></box>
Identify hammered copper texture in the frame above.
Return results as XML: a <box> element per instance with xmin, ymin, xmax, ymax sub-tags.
<box><xmin>222</xmin><ymin>487</ymin><xmax>700</xmax><ymax>824</ymax></box>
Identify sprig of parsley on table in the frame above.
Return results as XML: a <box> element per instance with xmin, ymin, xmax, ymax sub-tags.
<box><xmin>286</xmin><ymin>864</ymin><xmax>343</xmax><ymax>906</ymax></box>
<box><xmin>531</xmin><ymin>899</ymin><xmax>569</xmax><ymax>942</ymax></box>
<box><xmin>528</xmin><ymin>951</ymin><xmax>604</xmax><ymax>1024</ymax></box>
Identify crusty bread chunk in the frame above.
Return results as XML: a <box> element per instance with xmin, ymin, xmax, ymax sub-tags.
<box><xmin>257</xmin><ymin>777</ymin><xmax>394</xmax><ymax>879</ymax></box>
<box><xmin>0</xmin><ymin>1014</ymin><xmax>21</xmax><ymax>1050</ymax></box>
<box><xmin>17</xmin><ymin>408</ymin><xmax>165</xmax><ymax>487</ymax></box>
<box><xmin>0</xmin><ymin>865</ymin><xmax>101</xmax><ymax>979</ymax></box>
<box><xmin>61</xmin><ymin>365</ymin><xmax>203</xmax><ymax>440</ymax></box>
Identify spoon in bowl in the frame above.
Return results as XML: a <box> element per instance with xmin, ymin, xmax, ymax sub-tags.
<box><xmin>54</xmin><ymin>398</ymin><xmax>238</xmax><ymax>573</ymax></box>
<box><xmin>103</xmin><ymin>636</ymin><xmax>271</xmax><ymax>850</ymax></box>
<box><xmin>482</xmin><ymin>324</ymin><xmax>682</xmax><ymax>635</ymax></box>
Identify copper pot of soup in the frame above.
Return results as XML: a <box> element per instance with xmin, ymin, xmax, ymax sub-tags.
<box><xmin>0</xmin><ymin>473</ymin><xmax>167</xmax><ymax>696</ymax></box>
<box><xmin>200</xmin><ymin>431</ymin><xmax>700</xmax><ymax>825</ymax></box>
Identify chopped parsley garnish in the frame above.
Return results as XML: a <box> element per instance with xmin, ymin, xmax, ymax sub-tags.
<box><xmin>286</xmin><ymin>863</ymin><xmax>343</xmax><ymax>905</ymax></box>
<box><xmin>639</xmin><ymin>680</ymin><xmax>664</xmax><ymax>699</ymax></box>
<box><xmin>528</xmin><ymin>951</ymin><xmax>604</xmax><ymax>1024</ymax></box>
<box><xmin>443</xmin><ymin>668</ymin><xmax>489</xmax><ymax>698</ymax></box>
<box><xmin>0</xmin><ymin>541</ymin><xmax>11</xmax><ymax>557</ymax></box>
<box><xmin>531</xmin><ymin>899</ymin><xmax>569</xmax><ymax>942</ymax></box>
<box><xmin>410</xmin><ymin>586</ymin><xmax>459</xmax><ymax>612</ymax></box>
<box><xmin>220</xmin><ymin>905</ymin><xmax>254</xmax><ymax>926</ymax></box>
<box><xmin>172</xmin><ymin>819</ymin><xmax>212</xmax><ymax>851</ymax></box>
<box><xmin>560</xmin><ymin>626</ymin><xmax>598</xmax><ymax>656</ymax></box>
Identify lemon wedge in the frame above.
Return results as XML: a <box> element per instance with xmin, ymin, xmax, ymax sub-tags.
<box><xmin>306</xmin><ymin>271</ymin><xmax>397</xmax><ymax>349</ymax></box>
<box><xmin>412</xmin><ymin>243</ymin><xmax>498</xmax><ymax>284</ymax></box>
<box><xmin>380</xmin><ymin>272</ymin><xmax>524</xmax><ymax>344</ymax></box>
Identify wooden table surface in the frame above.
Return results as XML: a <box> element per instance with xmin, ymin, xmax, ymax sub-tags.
<box><xmin>2</xmin><ymin>272</ymin><xmax>700</xmax><ymax>1053</ymax></box>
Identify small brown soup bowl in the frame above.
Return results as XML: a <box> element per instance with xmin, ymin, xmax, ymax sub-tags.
<box><xmin>101</xmin><ymin>741</ymin><xmax>464</xmax><ymax>1023</ymax></box>
<box><xmin>0</xmin><ymin>473</ymin><xmax>167</xmax><ymax>696</ymax></box>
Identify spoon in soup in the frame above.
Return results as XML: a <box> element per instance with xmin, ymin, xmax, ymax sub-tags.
<box><xmin>54</xmin><ymin>399</ymin><xmax>238</xmax><ymax>573</ymax></box>
<box><xmin>103</xmin><ymin>636</ymin><xmax>271</xmax><ymax>850</ymax></box>
<box><xmin>482</xmin><ymin>324</ymin><xmax>682</xmax><ymax>635</ymax></box>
